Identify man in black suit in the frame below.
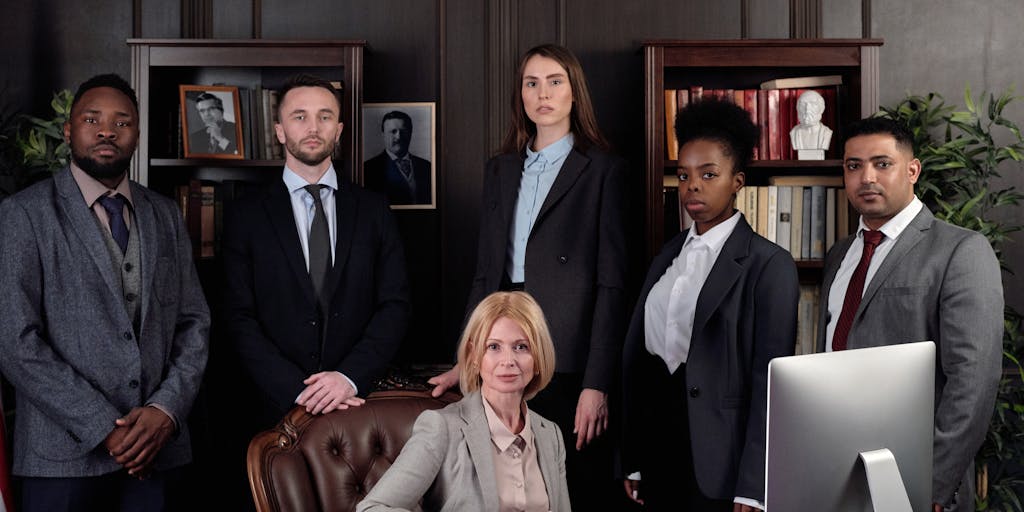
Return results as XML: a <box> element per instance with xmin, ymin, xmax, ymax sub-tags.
<box><xmin>222</xmin><ymin>74</ymin><xmax>409</xmax><ymax>428</ymax></box>
<box><xmin>187</xmin><ymin>92</ymin><xmax>239</xmax><ymax>155</ymax></box>
<box><xmin>363</xmin><ymin>110</ymin><xmax>432</xmax><ymax>205</ymax></box>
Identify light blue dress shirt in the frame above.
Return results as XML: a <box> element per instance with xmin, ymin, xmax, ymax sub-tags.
<box><xmin>507</xmin><ymin>133</ymin><xmax>574</xmax><ymax>283</ymax></box>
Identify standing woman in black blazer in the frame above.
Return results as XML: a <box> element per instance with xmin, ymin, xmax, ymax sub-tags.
<box><xmin>430</xmin><ymin>43</ymin><xmax>629</xmax><ymax>509</ymax></box>
<box><xmin>621</xmin><ymin>99</ymin><xmax>798</xmax><ymax>511</ymax></box>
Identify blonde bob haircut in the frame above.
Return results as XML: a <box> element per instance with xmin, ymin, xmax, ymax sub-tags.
<box><xmin>457</xmin><ymin>291</ymin><xmax>556</xmax><ymax>400</ymax></box>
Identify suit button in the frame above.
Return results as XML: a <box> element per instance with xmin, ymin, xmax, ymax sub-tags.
<box><xmin>310</xmin><ymin>353</ymin><xmax>319</xmax><ymax>361</ymax></box>
<box><xmin>123</xmin><ymin>331</ymin><xmax>133</xmax><ymax>341</ymax></box>
<box><xmin>125</xmin><ymin>293</ymin><xmax>136</xmax><ymax>302</ymax></box>
<box><xmin>558</xmin><ymin>255</ymin><xmax>568</xmax><ymax>264</ymax></box>
<box><xmin>124</xmin><ymin>262</ymin><xmax>133</xmax><ymax>272</ymax></box>
<box><xmin>689</xmin><ymin>386</ymin><xmax>700</xmax><ymax>398</ymax></box>
<box><xmin>309</xmin><ymin>320</ymin><xmax>318</xmax><ymax>327</ymax></box>
<box><xmin>129</xmin><ymin>380</ymin><xmax>139</xmax><ymax>389</ymax></box>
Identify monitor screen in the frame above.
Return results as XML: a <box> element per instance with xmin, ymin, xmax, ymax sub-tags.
<box><xmin>765</xmin><ymin>341</ymin><xmax>935</xmax><ymax>511</ymax></box>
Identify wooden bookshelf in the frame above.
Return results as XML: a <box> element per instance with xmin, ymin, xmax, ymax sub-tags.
<box><xmin>643</xmin><ymin>39</ymin><xmax>883</xmax><ymax>262</ymax></box>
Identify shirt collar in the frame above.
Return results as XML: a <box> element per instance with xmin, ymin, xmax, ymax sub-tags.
<box><xmin>385</xmin><ymin>148</ymin><xmax>410</xmax><ymax>162</ymax></box>
<box><xmin>856</xmin><ymin>196</ymin><xmax>923</xmax><ymax>241</ymax></box>
<box><xmin>282</xmin><ymin>165</ymin><xmax>338</xmax><ymax>194</ymax></box>
<box><xmin>525</xmin><ymin>132</ymin><xmax>574</xmax><ymax>168</ymax></box>
<box><xmin>70</xmin><ymin>162</ymin><xmax>134</xmax><ymax>208</ymax></box>
<box><xmin>481</xmin><ymin>393</ymin><xmax>533</xmax><ymax>452</ymax></box>
<box><xmin>684</xmin><ymin>210</ymin><xmax>742</xmax><ymax>253</ymax></box>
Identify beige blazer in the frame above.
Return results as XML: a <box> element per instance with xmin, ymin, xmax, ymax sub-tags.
<box><xmin>357</xmin><ymin>391</ymin><xmax>570</xmax><ymax>512</ymax></box>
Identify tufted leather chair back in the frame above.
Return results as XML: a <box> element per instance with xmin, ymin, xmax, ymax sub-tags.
<box><xmin>247</xmin><ymin>389</ymin><xmax>460</xmax><ymax>512</ymax></box>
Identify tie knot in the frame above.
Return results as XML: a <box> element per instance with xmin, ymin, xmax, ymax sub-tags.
<box><xmin>862</xmin><ymin>230</ymin><xmax>884</xmax><ymax>247</ymax></box>
<box><xmin>304</xmin><ymin>184</ymin><xmax>327</xmax><ymax>203</ymax></box>
<box><xmin>97</xmin><ymin>194</ymin><xmax>126</xmax><ymax>216</ymax></box>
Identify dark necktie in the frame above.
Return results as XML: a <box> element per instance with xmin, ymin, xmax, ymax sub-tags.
<box><xmin>97</xmin><ymin>194</ymin><xmax>129</xmax><ymax>254</ymax></box>
<box><xmin>304</xmin><ymin>184</ymin><xmax>332</xmax><ymax>307</ymax></box>
<box><xmin>832</xmin><ymin>230</ymin><xmax>885</xmax><ymax>351</ymax></box>
<box><xmin>397</xmin><ymin>158</ymin><xmax>414</xmax><ymax>181</ymax></box>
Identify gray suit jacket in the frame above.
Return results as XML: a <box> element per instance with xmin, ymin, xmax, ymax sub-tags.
<box><xmin>817</xmin><ymin>207</ymin><xmax>1002</xmax><ymax>511</ymax></box>
<box><xmin>357</xmin><ymin>391</ymin><xmax>570</xmax><ymax>512</ymax></box>
<box><xmin>0</xmin><ymin>168</ymin><xmax>210</xmax><ymax>477</ymax></box>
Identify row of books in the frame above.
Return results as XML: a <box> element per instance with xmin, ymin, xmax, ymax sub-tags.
<box><xmin>664</xmin><ymin>75</ymin><xmax>843</xmax><ymax>161</ymax></box>
<box><xmin>796</xmin><ymin>284</ymin><xmax>820</xmax><ymax>355</ymax></box>
<box><xmin>665</xmin><ymin>175</ymin><xmax>850</xmax><ymax>261</ymax></box>
<box><xmin>174</xmin><ymin>179</ymin><xmax>261</xmax><ymax>258</ymax></box>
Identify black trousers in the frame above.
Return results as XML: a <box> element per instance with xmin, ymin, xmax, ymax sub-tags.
<box><xmin>636</xmin><ymin>351</ymin><xmax>733</xmax><ymax>512</ymax></box>
<box><xmin>19</xmin><ymin>467</ymin><xmax>183</xmax><ymax>512</ymax></box>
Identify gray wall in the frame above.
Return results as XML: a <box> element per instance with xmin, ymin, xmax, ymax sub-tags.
<box><xmin>4</xmin><ymin>0</ymin><xmax>1022</xmax><ymax>342</ymax></box>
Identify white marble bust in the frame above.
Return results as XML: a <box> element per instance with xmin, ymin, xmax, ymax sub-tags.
<box><xmin>789</xmin><ymin>90</ymin><xmax>833</xmax><ymax>159</ymax></box>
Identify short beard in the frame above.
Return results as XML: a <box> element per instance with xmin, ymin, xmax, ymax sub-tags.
<box><xmin>71</xmin><ymin>145</ymin><xmax>131</xmax><ymax>181</ymax></box>
<box><xmin>285</xmin><ymin>137</ymin><xmax>336</xmax><ymax>167</ymax></box>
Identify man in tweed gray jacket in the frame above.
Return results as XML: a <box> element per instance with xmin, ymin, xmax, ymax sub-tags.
<box><xmin>0</xmin><ymin>74</ymin><xmax>209</xmax><ymax>511</ymax></box>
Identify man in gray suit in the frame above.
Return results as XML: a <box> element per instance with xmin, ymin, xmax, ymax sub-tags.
<box><xmin>819</xmin><ymin>117</ymin><xmax>1002</xmax><ymax>512</ymax></box>
<box><xmin>0</xmin><ymin>74</ymin><xmax>210</xmax><ymax>511</ymax></box>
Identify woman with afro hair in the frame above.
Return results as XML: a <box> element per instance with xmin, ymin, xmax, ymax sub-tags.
<box><xmin>621</xmin><ymin>98</ymin><xmax>799</xmax><ymax>511</ymax></box>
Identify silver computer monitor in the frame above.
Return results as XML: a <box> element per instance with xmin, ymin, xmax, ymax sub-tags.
<box><xmin>765</xmin><ymin>341</ymin><xmax>935</xmax><ymax>512</ymax></box>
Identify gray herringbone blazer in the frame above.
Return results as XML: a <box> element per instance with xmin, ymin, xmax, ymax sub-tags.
<box><xmin>0</xmin><ymin>168</ymin><xmax>209</xmax><ymax>477</ymax></box>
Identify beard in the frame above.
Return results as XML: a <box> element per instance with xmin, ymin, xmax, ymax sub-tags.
<box><xmin>71</xmin><ymin>141</ymin><xmax>132</xmax><ymax>181</ymax></box>
<box><xmin>285</xmin><ymin>136</ymin><xmax>336</xmax><ymax>167</ymax></box>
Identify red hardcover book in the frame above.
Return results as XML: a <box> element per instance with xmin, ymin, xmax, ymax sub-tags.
<box><xmin>767</xmin><ymin>89</ymin><xmax>780</xmax><ymax>160</ymax></box>
<box><xmin>757</xmin><ymin>90</ymin><xmax>769</xmax><ymax>161</ymax></box>
<box><xmin>689</xmin><ymin>85</ymin><xmax>703</xmax><ymax>102</ymax></box>
<box><xmin>744</xmin><ymin>89</ymin><xmax>759</xmax><ymax>160</ymax></box>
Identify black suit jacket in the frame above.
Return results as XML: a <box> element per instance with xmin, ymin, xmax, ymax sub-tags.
<box><xmin>188</xmin><ymin>121</ymin><xmax>238</xmax><ymax>155</ymax></box>
<box><xmin>221</xmin><ymin>178</ymin><xmax>410</xmax><ymax>422</ymax></box>
<box><xmin>621</xmin><ymin>216</ymin><xmax>798</xmax><ymax>501</ymax></box>
<box><xmin>363</xmin><ymin>151</ymin><xmax>432</xmax><ymax>205</ymax></box>
<box><xmin>466</xmin><ymin>146</ymin><xmax>629</xmax><ymax>392</ymax></box>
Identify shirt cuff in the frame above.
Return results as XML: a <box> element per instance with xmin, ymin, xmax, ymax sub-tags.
<box><xmin>627</xmin><ymin>472</ymin><xmax>641</xmax><ymax>481</ymax></box>
<box><xmin>734</xmin><ymin>496</ymin><xmax>764</xmax><ymax>510</ymax></box>
<box><xmin>146</xmin><ymin>403</ymin><xmax>178</xmax><ymax>432</ymax></box>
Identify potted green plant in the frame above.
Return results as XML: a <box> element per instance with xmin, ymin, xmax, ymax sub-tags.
<box><xmin>0</xmin><ymin>88</ymin><xmax>72</xmax><ymax>199</ymax></box>
<box><xmin>880</xmin><ymin>86</ymin><xmax>1024</xmax><ymax>512</ymax></box>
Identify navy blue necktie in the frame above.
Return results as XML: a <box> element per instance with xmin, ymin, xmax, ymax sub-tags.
<box><xmin>97</xmin><ymin>194</ymin><xmax>129</xmax><ymax>254</ymax></box>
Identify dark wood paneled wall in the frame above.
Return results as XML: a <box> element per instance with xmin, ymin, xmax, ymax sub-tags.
<box><xmin>5</xmin><ymin>0</ymin><xmax>1023</xmax><ymax>334</ymax></box>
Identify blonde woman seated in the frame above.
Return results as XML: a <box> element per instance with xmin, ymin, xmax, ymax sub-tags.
<box><xmin>357</xmin><ymin>291</ymin><xmax>570</xmax><ymax>512</ymax></box>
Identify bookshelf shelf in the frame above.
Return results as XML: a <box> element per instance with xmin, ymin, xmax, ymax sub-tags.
<box><xmin>151</xmin><ymin>158</ymin><xmax>287</xmax><ymax>168</ymax></box>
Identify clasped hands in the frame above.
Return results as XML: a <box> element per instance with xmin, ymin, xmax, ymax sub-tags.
<box><xmin>103</xmin><ymin>406</ymin><xmax>174</xmax><ymax>480</ymax></box>
<box><xmin>296</xmin><ymin>371</ymin><xmax>365</xmax><ymax>415</ymax></box>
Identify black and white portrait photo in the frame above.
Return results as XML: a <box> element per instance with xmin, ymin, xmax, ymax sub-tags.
<box><xmin>180</xmin><ymin>85</ymin><xmax>245</xmax><ymax>159</ymax></box>
<box><xmin>362</xmin><ymin>102</ymin><xmax>436</xmax><ymax>209</ymax></box>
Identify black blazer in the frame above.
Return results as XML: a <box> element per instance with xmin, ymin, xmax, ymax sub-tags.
<box><xmin>222</xmin><ymin>179</ymin><xmax>410</xmax><ymax>420</ymax></box>
<box><xmin>621</xmin><ymin>216</ymin><xmax>798</xmax><ymax>501</ymax></box>
<box><xmin>363</xmin><ymin>151</ymin><xmax>432</xmax><ymax>205</ymax></box>
<box><xmin>466</xmin><ymin>146</ymin><xmax>629</xmax><ymax>392</ymax></box>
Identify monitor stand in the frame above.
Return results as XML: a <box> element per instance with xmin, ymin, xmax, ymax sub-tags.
<box><xmin>859</xmin><ymin>449</ymin><xmax>913</xmax><ymax>512</ymax></box>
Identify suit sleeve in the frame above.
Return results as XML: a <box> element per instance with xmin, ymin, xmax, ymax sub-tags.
<box><xmin>144</xmin><ymin>199</ymin><xmax>210</xmax><ymax>423</ymax></box>
<box><xmin>582</xmin><ymin>157</ymin><xmax>630</xmax><ymax>392</ymax></box>
<box><xmin>356</xmin><ymin>409</ymin><xmax>448</xmax><ymax>512</ymax></box>
<box><xmin>735</xmin><ymin>248</ymin><xmax>799</xmax><ymax>501</ymax></box>
<box><xmin>334</xmin><ymin>200</ymin><xmax>410</xmax><ymax>393</ymax></box>
<box><xmin>221</xmin><ymin>202</ymin><xmax>310</xmax><ymax>413</ymax></box>
<box><xmin>931</xmin><ymin>233</ymin><xmax>1003</xmax><ymax>505</ymax></box>
<box><xmin>0</xmin><ymin>199</ymin><xmax>123</xmax><ymax>454</ymax></box>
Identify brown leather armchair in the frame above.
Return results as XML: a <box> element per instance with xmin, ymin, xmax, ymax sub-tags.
<box><xmin>247</xmin><ymin>389</ymin><xmax>460</xmax><ymax>512</ymax></box>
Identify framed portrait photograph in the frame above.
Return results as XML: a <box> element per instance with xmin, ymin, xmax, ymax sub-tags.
<box><xmin>362</xmin><ymin>102</ymin><xmax>436</xmax><ymax>209</ymax></box>
<box><xmin>180</xmin><ymin>85</ymin><xmax>245</xmax><ymax>159</ymax></box>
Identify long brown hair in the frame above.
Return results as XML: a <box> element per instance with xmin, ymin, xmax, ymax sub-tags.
<box><xmin>499</xmin><ymin>44</ymin><xmax>609</xmax><ymax>155</ymax></box>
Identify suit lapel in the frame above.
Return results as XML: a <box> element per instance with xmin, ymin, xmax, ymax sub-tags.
<box><xmin>856</xmin><ymin>208</ymin><xmax>933</xmax><ymax>320</ymax></box>
<box><xmin>323</xmin><ymin>183</ymin><xmax>356</xmax><ymax>303</ymax></box>
<box><xmin>691</xmin><ymin>218</ymin><xmax>750</xmax><ymax>336</ymax></box>
<box><xmin>131</xmin><ymin>184</ymin><xmax>158</xmax><ymax>326</ymax></box>
<box><xmin>54</xmin><ymin>169</ymin><xmax>122</xmax><ymax>300</ymax></box>
<box><xmin>530</xmin><ymin>412</ymin><xmax>562</xmax><ymax>511</ymax></box>
<box><xmin>534</xmin><ymin>149</ymin><xmax>586</xmax><ymax>228</ymax></box>
<box><xmin>461</xmin><ymin>393</ymin><xmax>500</xmax><ymax>511</ymax></box>
<box><xmin>497</xmin><ymin>156</ymin><xmax>521</xmax><ymax>231</ymax></box>
<box><xmin>264</xmin><ymin>181</ymin><xmax>317</xmax><ymax>303</ymax></box>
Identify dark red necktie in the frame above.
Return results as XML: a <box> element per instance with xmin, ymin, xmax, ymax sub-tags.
<box><xmin>832</xmin><ymin>230</ymin><xmax>884</xmax><ymax>351</ymax></box>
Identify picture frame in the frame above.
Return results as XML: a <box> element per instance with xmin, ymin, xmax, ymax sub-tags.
<box><xmin>180</xmin><ymin>85</ymin><xmax>245</xmax><ymax>159</ymax></box>
<box><xmin>361</xmin><ymin>102</ymin><xmax>436</xmax><ymax>209</ymax></box>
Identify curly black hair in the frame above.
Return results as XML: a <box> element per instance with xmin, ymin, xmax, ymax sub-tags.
<box><xmin>674</xmin><ymin>98</ymin><xmax>759</xmax><ymax>172</ymax></box>
<box><xmin>72</xmin><ymin>74</ymin><xmax>138</xmax><ymax>112</ymax></box>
